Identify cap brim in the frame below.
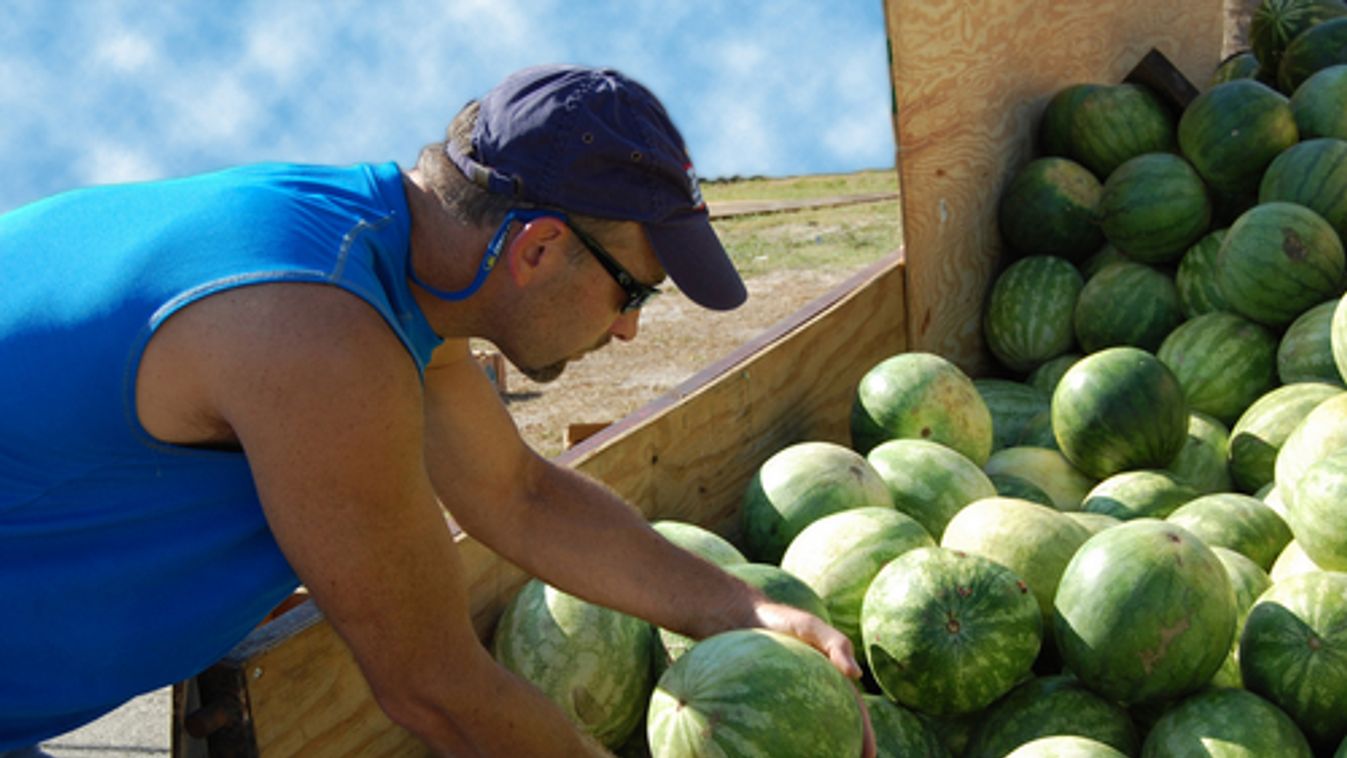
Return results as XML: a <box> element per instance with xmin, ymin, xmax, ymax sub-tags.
<box><xmin>646</xmin><ymin>210</ymin><xmax>747</xmax><ymax>311</ymax></box>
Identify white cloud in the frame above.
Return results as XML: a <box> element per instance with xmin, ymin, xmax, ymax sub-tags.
<box><xmin>80</xmin><ymin>140</ymin><xmax>164</xmax><ymax>187</ymax></box>
<box><xmin>95</xmin><ymin>30</ymin><xmax>157</xmax><ymax>73</ymax></box>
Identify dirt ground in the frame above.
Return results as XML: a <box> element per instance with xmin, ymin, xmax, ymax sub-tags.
<box><xmin>494</xmin><ymin>265</ymin><xmax>863</xmax><ymax>458</ymax></box>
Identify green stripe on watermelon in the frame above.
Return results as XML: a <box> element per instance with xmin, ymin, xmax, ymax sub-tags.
<box><xmin>963</xmin><ymin>675</ymin><xmax>1139</xmax><ymax>758</ymax></box>
<box><xmin>998</xmin><ymin>157</ymin><xmax>1105</xmax><ymax>260</ymax></box>
<box><xmin>851</xmin><ymin>351</ymin><xmax>994</xmax><ymax>462</ymax></box>
<box><xmin>1217</xmin><ymin>202</ymin><xmax>1345</xmax><ymax>327</ymax></box>
<box><xmin>1073</xmin><ymin>261</ymin><xmax>1184</xmax><ymax>352</ymax></box>
<box><xmin>1166</xmin><ymin>492</ymin><xmax>1293</xmax><ymax>569</ymax></box>
<box><xmin>1052</xmin><ymin>347</ymin><xmax>1190</xmax><ymax>479</ymax></box>
<box><xmin>864</xmin><ymin>695</ymin><xmax>951</xmax><ymax>758</ymax></box>
<box><xmin>1251</xmin><ymin>0</ymin><xmax>1347</xmax><ymax>78</ymax></box>
<box><xmin>647</xmin><ymin>629</ymin><xmax>864</xmax><ymax>758</ymax></box>
<box><xmin>861</xmin><ymin>546</ymin><xmax>1043</xmax><ymax>716</ymax></box>
<box><xmin>1157</xmin><ymin>311</ymin><xmax>1279</xmax><ymax>425</ymax></box>
<box><xmin>1027</xmin><ymin>353</ymin><xmax>1082</xmax><ymax>396</ymax></box>
<box><xmin>1175</xmin><ymin>229</ymin><xmax>1232</xmax><ymax>318</ymax></box>
<box><xmin>1240</xmin><ymin>571</ymin><xmax>1347</xmax><ymax>751</ymax></box>
<box><xmin>1053</xmin><ymin>520</ymin><xmax>1238</xmax><ymax>706</ymax></box>
<box><xmin>1097</xmin><ymin>153</ymin><xmax>1211</xmax><ymax>264</ymax></box>
<box><xmin>1280</xmin><ymin>299</ymin><xmax>1345</xmax><ymax>385</ymax></box>
<box><xmin>1039</xmin><ymin>83</ymin><xmax>1103</xmax><ymax>158</ymax></box>
<box><xmin>1278</xmin><ymin>16</ymin><xmax>1347</xmax><ymax>93</ymax></box>
<box><xmin>1141</xmin><ymin>688</ymin><xmax>1315</xmax><ymax>757</ymax></box>
<box><xmin>1166</xmin><ymin>411</ymin><xmax>1234</xmax><ymax>494</ymax></box>
<box><xmin>1259</xmin><ymin>138</ymin><xmax>1347</xmax><ymax>243</ymax></box>
<box><xmin>1291</xmin><ymin>64</ymin><xmax>1347</xmax><ymax>139</ymax></box>
<box><xmin>1179</xmin><ymin>79</ymin><xmax>1299</xmax><ymax>197</ymax></box>
<box><xmin>984</xmin><ymin>256</ymin><xmax>1084</xmax><ymax>374</ymax></box>
<box><xmin>974</xmin><ymin>378</ymin><xmax>1052</xmax><ymax>453</ymax></box>
<box><xmin>1068</xmin><ymin>84</ymin><xmax>1177</xmax><ymax>179</ymax></box>
<box><xmin>1229</xmin><ymin>381</ymin><xmax>1343</xmax><ymax>492</ymax></box>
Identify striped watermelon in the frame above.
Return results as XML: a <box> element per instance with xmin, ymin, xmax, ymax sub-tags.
<box><xmin>862</xmin><ymin>546</ymin><xmax>1043</xmax><ymax>716</ymax></box>
<box><xmin>851</xmin><ymin>352</ymin><xmax>995</xmax><ymax>462</ymax></box>
<box><xmin>1240</xmin><ymin>571</ymin><xmax>1347</xmax><ymax>750</ymax></box>
<box><xmin>1291</xmin><ymin>64</ymin><xmax>1347</xmax><ymax>139</ymax></box>
<box><xmin>1053</xmin><ymin>520</ymin><xmax>1237</xmax><ymax>706</ymax></box>
<box><xmin>867</xmin><ymin>438</ymin><xmax>997</xmax><ymax>540</ymax></box>
<box><xmin>651</xmin><ymin>520</ymin><xmax>746</xmax><ymax>567</ymax></box>
<box><xmin>864</xmin><ymin>695</ymin><xmax>951</xmax><ymax>758</ymax></box>
<box><xmin>1079</xmin><ymin>244</ymin><xmax>1131</xmax><ymax>280</ymax></box>
<box><xmin>647</xmin><ymin>629</ymin><xmax>864</xmax><ymax>758</ymax></box>
<box><xmin>984</xmin><ymin>256</ymin><xmax>1084</xmax><ymax>374</ymax></box>
<box><xmin>1278</xmin><ymin>16</ymin><xmax>1347</xmax><ymax>93</ymax></box>
<box><xmin>1275</xmin><ymin>390</ymin><xmax>1347</xmax><ymax>500</ymax></box>
<box><xmin>1174</xmin><ymin>229</ymin><xmax>1233</xmax><ymax>318</ymax></box>
<box><xmin>989</xmin><ymin>473</ymin><xmax>1056</xmax><ymax>507</ymax></box>
<box><xmin>998</xmin><ymin>157</ymin><xmax>1105</xmax><ymax>260</ymax></box>
<box><xmin>1096</xmin><ymin>153</ymin><xmax>1211</xmax><ymax>264</ymax></box>
<box><xmin>1081</xmin><ymin>470</ymin><xmax>1199</xmax><ymax>521</ymax></box>
<box><xmin>1217</xmin><ymin>203</ymin><xmax>1345</xmax><ymax>327</ymax></box>
<box><xmin>1280</xmin><ymin>299</ymin><xmax>1345</xmax><ymax>384</ymax></box>
<box><xmin>1229</xmin><ymin>382</ymin><xmax>1343</xmax><ymax>492</ymax></box>
<box><xmin>1167</xmin><ymin>411</ymin><xmax>1234</xmax><ymax>494</ymax></box>
<box><xmin>1285</xmin><ymin>450</ymin><xmax>1347</xmax><ymax>569</ymax></box>
<box><xmin>1142</xmin><ymin>688</ymin><xmax>1314</xmax><ymax>757</ymax></box>
<box><xmin>1066</xmin><ymin>510</ymin><xmax>1123</xmax><ymax>536</ymax></box>
<box><xmin>984</xmin><ymin>446</ymin><xmax>1097</xmax><ymax>511</ymax></box>
<box><xmin>1039</xmin><ymin>83</ymin><xmax>1103</xmax><ymax>158</ymax></box>
<box><xmin>1052</xmin><ymin>347</ymin><xmax>1190</xmax><ymax>479</ymax></box>
<box><xmin>1211</xmin><ymin>545</ymin><xmax>1274</xmax><ymax>687</ymax></box>
<box><xmin>1213</xmin><ymin>50</ymin><xmax>1264</xmax><ymax>85</ymax></box>
<box><xmin>1271</xmin><ymin>539</ymin><xmax>1328</xmax><ymax>581</ymax></box>
<box><xmin>1008</xmin><ymin>736</ymin><xmax>1129</xmax><ymax>757</ymax></box>
<box><xmin>1251</xmin><ymin>0</ymin><xmax>1347</xmax><ymax>77</ymax></box>
<box><xmin>1157</xmin><ymin>311</ymin><xmax>1279</xmax><ymax>425</ymax></box>
<box><xmin>1166</xmin><ymin>492</ymin><xmax>1293</xmax><ymax>569</ymax></box>
<box><xmin>493</xmin><ymin>579</ymin><xmax>653</xmax><ymax>747</ymax></box>
<box><xmin>1073</xmin><ymin>261</ymin><xmax>1184</xmax><ymax>352</ymax></box>
<box><xmin>1067</xmin><ymin>84</ymin><xmax>1177</xmax><ymax>179</ymax></box>
<box><xmin>1179</xmin><ymin>79</ymin><xmax>1300</xmax><ymax>198</ymax></box>
<box><xmin>1259</xmin><ymin>137</ymin><xmax>1347</xmax><ymax>241</ymax></box>
<box><xmin>964</xmin><ymin>675</ymin><xmax>1139</xmax><ymax>758</ymax></box>
<box><xmin>1027</xmin><ymin>353</ymin><xmax>1082</xmax><ymax>396</ymax></box>
<box><xmin>974</xmin><ymin>378</ymin><xmax>1054</xmax><ymax>452</ymax></box>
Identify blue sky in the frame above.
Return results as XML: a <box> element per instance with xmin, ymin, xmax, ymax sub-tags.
<box><xmin>0</xmin><ymin>1</ymin><xmax>895</xmax><ymax>214</ymax></box>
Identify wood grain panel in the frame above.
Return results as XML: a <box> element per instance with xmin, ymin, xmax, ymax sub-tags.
<box><xmin>886</xmin><ymin>0</ymin><xmax>1224</xmax><ymax>374</ymax></box>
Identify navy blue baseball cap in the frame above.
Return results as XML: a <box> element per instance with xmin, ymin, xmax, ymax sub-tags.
<box><xmin>445</xmin><ymin>64</ymin><xmax>747</xmax><ymax>310</ymax></box>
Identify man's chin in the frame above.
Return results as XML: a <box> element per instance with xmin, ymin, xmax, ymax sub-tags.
<box><xmin>520</xmin><ymin>360</ymin><xmax>568</xmax><ymax>384</ymax></box>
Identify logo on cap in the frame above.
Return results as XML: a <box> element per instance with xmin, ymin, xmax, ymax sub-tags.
<box><xmin>685</xmin><ymin>162</ymin><xmax>706</xmax><ymax>211</ymax></box>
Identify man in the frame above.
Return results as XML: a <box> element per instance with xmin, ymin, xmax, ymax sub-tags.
<box><xmin>0</xmin><ymin>65</ymin><xmax>872</xmax><ymax>755</ymax></box>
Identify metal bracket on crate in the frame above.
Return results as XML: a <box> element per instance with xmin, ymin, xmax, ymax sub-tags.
<box><xmin>1124</xmin><ymin>47</ymin><xmax>1202</xmax><ymax>111</ymax></box>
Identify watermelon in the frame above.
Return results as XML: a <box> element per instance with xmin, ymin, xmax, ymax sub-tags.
<box><xmin>864</xmin><ymin>694</ymin><xmax>951</xmax><ymax>758</ymax></box>
<box><xmin>647</xmin><ymin>629</ymin><xmax>864</xmax><ymax>758</ymax></box>
<box><xmin>1240</xmin><ymin>571</ymin><xmax>1347</xmax><ymax>750</ymax></box>
<box><xmin>1053</xmin><ymin>520</ymin><xmax>1237</xmax><ymax>706</ymax></box>
<box><xmin>851</xmin><ymin>351</ymin><xmax>994</xmax><ymax>462</ymax></box>
<box><xmin>1166</xmin><ymin>492</ymin><xmax>1294</xmax><ymax>569</ymax></box>
<box><xmin>1166</xmin><ymin>412</ymin><xmax>1234</xmax><ymax>494</ymax></box>
<box><xmin>1174</xmin><ymin>229</ymin><xmax>1233</xmax><ymax>318</ymax></box>
<box><xmin>990</xmin><ymin>472</ymin><xmax>1056</xmax><ymax>506</ymax></box>
<box><xmin>1052</xmin><ymin>346</ymin><xmax>1189</xmax><ymax>479</ymax></box>
<box><xmin>1229</xmin><ymin>382</ymin><xmax>1343</xmax><ymax>492</ymax></box>
<box><xmin>1072</xmin><ymin>261</ymin><xmax>1184</xmax><ymax>352</ymax></box>
<box><xmin>654</xmin><ymin>562</ymin><xmax>832</xmax><ymax>675</ymax></box>
<box><xmin>1179</xmin><ymin>79</ymin><xmax>1299</xmax><ymax>199</ymax></box>
<box><xmin>1039</xmin><ymin>83</ymin><xmax>1103</xmax><ymax>158</ymax></box>
<box><xmin>1067</xmin><ymin>83</ymin><xmax>1177</xmax><ymax>179</ymax></box>
<box><xmin>1141</xmin><ymin>688</ymin><xmax>1314</xmax><ymax>757</ymax></box>
<box><xmin>740</xmin><ymin>440</ymin><xmax>892</xmax><ymax>563</ymax></box>
<box><xmin>1097</xmin><ymin>153</ymin><xmax>1212</xmax><ymax>263</ymax></box>
<box><xmin>1251</xmin><ymin>0</ymin><xmax>1347</xmax><ymax>77</ymax></box>
<box><xmin>1286</xmin><ymin>450</ymin><xmax>1347</xmax><ymax>569</ymax></box>
<box><xmin>1259</xmin><ymin>137</ymin><xmax>1347</xmax><ymax>242</ymax></box>
<box><xmin>975</xmin><ymin>378</ymin><xmax>1054</xmax><ymax>453</ymax></box>
<box><xmin>1291</xmin><ymin>64</ymin><xmax>1347</xmax><ymax>139</ymax></box>
<box><xmin>1213</xmin><ymin>50</ymin><xmax>1264</xmax><ymax>85</ymax></box>
<box><xmin>866</xmin><ymin>438</ymin><xmax>997</xmax><ymax>539</ymax></box>
<box><xmin>984</xmin><ymin>256</ymin><xmax>1085</xmax><ymax>374</ymax></box>
<box><xmin>984</xmin><ymin>446</ymin><xmax>1098</xmax><ymax>511</ymax></box>
<box><xmin>1027</xmin><ymin>353</ymin><xmax>1082</xmax><ymax>396</ymax></box>
<box><xmin>493</xmin><ymin>578</ymin><xmax>653</xmax><ymax>747</ymax></box>
<box><xmin>963</xmin><ymin>675</ymin><xmax>1139</xmax><ymax>758</ymax></box>
<box><xmin>1336</xmin><ymin>294</ymin><xmax>1347</xmax><ymax>380</ymax></box>
<box><xmin>1222</xmin><ymin>202</ymin><xmax>1345</xmax><ymax>326</ymax></box>
<box><xmin>998</xmin><ymin>157</ymin><xmax>1105</xmax><ymax>260</ymax></box>
<box><xmin>1212</xmin><ymin>545</ymin><xmax>1276</xmax><ymax>687</ymax></box>
<box><xmin>1280</xmin><ymin>299</ymin><xmax>1344</xmax><ymax>385</ymax></box>
<box><xmin>1271</xmin><ymin>539</ymin><xmax>1327</xmax><ymax>580</ymax></box>
<box><xmin>1157</xmin><ymin>311</ymin><xmax>1279</xmax><ymax>425</ymax></box>
<box><xmin>1081</xmin><ymin>469</ymin><xmax>1198</xmax><ymax>521</ymax></box>
<box><xmin>1065</xmin><ymin>510</ymin><xmax>1122</xmax><ymax>536</ymax></box>
<box><xmin>1006</xmin><ymin>736</ymin><xmax>1129</xmax><ymax>757</ymax></box>
<box><xmin>1279</xmin><ymin>16</ymin><xmax>1347</xmax><ymax>93</ymax></box>
<box><xmin>1274</xmin><ymin>390</ymin><xmax>1347</xmax><ymax>501</ymax></box>
<box><xmin>940</xmin><ymin>497</ymin><xmax>1092</xmax><ymax>627</ymax></box>
<box><xmin>651</xmin><ymin>520</ymin><xmax>746</xmax><ymax>567</ymax></box>
<box><xmin>861</xmin><ymin>546</ymin><xmax>1043</xmax><ymax>716</ymax></box>
<box><xmin>1078</xmin><ymin>244</ymin><xmax>1130</xmax><ymax>280</ymax></box>
<box><xmin>779</xmin><ymin>506</ymin><xmax>935</xmax><ymax>652</ymax></box>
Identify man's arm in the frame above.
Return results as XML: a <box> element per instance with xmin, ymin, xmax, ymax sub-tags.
<box><xmin>176</xmin><ymin>284</ymin><xmax>607</xmax><ymax>756</ymax></box>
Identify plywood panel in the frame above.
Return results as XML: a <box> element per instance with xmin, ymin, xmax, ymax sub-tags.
<box><xmin>887</xmin><ymin>0</ymin><xmax>1224</xmax><ymax>374</ymax></box>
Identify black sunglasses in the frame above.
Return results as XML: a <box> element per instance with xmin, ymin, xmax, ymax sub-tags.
<box><xmin>544</xmin><ymin>211</ymin><xmax>661</xmax><ymax>313</ymax></box>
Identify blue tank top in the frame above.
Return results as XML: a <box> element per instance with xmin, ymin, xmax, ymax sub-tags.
<box><xmin>0</xmin><ymin>162</ymin><xmax>442</xmax><ymax>747</ymax></box>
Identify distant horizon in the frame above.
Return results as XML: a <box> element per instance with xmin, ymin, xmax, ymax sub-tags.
<box><xmin>0</xmin><ymin>1</ymin><xmax>895</xmax><ymax>213</ymax></box>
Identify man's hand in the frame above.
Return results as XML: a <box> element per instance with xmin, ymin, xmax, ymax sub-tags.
<box><xmin>749</xmin><ymin>602</ymin><xmax>876</xmax><ymax>758</ymax></box>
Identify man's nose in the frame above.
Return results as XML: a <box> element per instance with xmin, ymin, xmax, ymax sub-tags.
<box><xmin>610</xmin><ymin>309</ymin><xmax>641</xmax><ymax>342</ymax></box>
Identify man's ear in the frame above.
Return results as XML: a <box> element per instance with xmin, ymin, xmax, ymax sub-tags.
<box><xmin>503</xmin><ymin>215</ymin><xmax>569</xmax><ymax>287</ymax></box>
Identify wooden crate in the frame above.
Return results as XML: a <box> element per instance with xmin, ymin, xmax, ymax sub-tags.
<box><xmin>174</xmin><ymin>1</ymin><xmax>1224</xmax><ymax>754</ymax></box>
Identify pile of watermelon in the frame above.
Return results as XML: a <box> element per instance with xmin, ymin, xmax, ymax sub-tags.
<box><xmin>486</xmin><ymin>4</ymin><xmax>1347</xmax><ymax>756</ymax></box>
